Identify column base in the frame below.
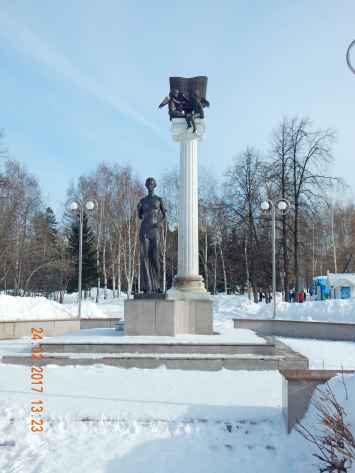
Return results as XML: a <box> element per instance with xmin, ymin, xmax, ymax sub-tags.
<box><xmin>172</xmin><ymin>274</ymin><xmax>207</xmax><ymax>292</ymax></box>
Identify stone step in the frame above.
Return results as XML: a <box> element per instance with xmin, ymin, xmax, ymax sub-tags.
<box><xmin>2</xmin><ymin>348</ymin><xmax>309</xmax><ymax>371</ymax></box>
<box><xmin>38</xmin><ymin>341</ymin><xmax>276</xmax><ymax>356</ymax></box>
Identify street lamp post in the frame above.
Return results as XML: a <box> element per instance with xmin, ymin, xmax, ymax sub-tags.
<box><xmin>66</xmin><ymin>198</ymin><xmax>98</xmax><ymax>318</ymax></box>
<box><xmin>260</xmin><ymin>198</ymin><xmax>291</xmax><ymax>319</ymax></box>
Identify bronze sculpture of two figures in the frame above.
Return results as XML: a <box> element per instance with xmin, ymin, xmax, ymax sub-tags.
<box><xmin>158</xmin><ymin>76</ymin><xmax>210</xmax><ymax>133</ymax></box>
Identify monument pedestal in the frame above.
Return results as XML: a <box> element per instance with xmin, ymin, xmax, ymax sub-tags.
<box><xmin>124</xmin><ymin>293</ymin><xmax>213</xmax><ymax>336</ymax></box>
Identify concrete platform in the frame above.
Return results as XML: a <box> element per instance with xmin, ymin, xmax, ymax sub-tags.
<box><xmin>2</xmin><ymin>328</ymin><xmax>309</xmax><ymax>371</ymax></box>
<box><xmin>233</xmin><ymin>318</ymin><xmax>355</xmax><ymax>341</ymax></box>
<box><xmin>38</xmin><ymin>341</ymin><xmax>276</xmax><ymax>355</ymax></box>
<box><xmin>0</xmin><ymin>318</ymin><xmax>122</xmax><ymax>340</ymax></box>
<box><xmin>37</xmin><ymin>328</ymin><xmax>275</xmax><ymax>355</ymax></box>
<box><xmin>2</xmin><ymin>351</ymin><xmax>308</xmax><ymax>371</ymax></box>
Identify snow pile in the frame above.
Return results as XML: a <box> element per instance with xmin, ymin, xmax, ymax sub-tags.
<box><xmin>64</xmin><ymin>288</ymin><xmax>126</xmax><ymax>318</ymax></box>
<box><xmin>213</xmin><ymin>293</ymin><xmax>355</xmax><ymax>326</ymax></box>
<box><xmin>2</xmin><ymin>290</ymin><xmax>355</xmax><ymax>324</ymax></box>
<box><xmin>262</xmin><ymin>298</ymin><xmax>355</xmax><ymax>323</ymax></box>
<box><xmin>0</xmin><ymin>295</ymin><xmax>106</xmax><ymax>320</ymax></box>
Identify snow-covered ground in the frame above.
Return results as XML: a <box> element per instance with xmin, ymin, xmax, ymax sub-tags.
<box><xmin>278</xmin><ymin>337</ymin><xmax>355</xmax><ymax>370</ymax></box>
<box><xmin>1</xmin><ymin>289</ymin><xmax>355</xmax><ymax>470</ymax></box>
<box><xmin>0</xmin><ymin>289</ymin><xmax>126</xmax><ymax>320</ymax></box>
<box><xmin>1</xmin><ymin>287</ymin><xmax>355</xmax><ymax>472</ymax></box>
<box><xmin>213</xmin><ymin>293</ymin><xmax>355</xmax><ymax>326</ymax></box>
<box><xmin>2</xmin><ymin>290</ymin><xmax>355</xmax><ymax>324</ymax></box>
<box><xmin>0</xmin><ymin>335</ymin><xmax>354</xmax><ymax>472</ymax></box>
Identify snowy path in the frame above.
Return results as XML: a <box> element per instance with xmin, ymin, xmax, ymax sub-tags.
<box><xmin>2</xmin><ymin>291</ymin><xmax>355</xmax><ymax>472</ymax></box>
<box><xmin>0</xmin><ymin>350</ymin><xmax>285</xmax><ymax>472</ymax></box>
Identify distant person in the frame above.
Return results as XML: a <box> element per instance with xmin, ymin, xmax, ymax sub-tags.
<box><xmin>292</xmin><ymin>291</ymin><xmax>295</xmax><ymax>303</ymax></box>
<box><xmin>303</xmin><ymin>290</ymin><xmax>307</xmax><ymax>301</ymax></box>
<box><xmin>299</xmin><ymin>291</ymin><xmax>304</xmax><ymax>303</ymax></box>
<box><xmin>310</xmin><ymin>288</ymin><xmax>314</xmax><ymax>296</ymax></box>
<box><xmin>259</xmin><ymin>291</ymin><xmax>264</xmax><ymax>302</ymax></box>
<box><xmin>288</xmin><ymin>291</ymin><xmax>292</xmax><ymax>303</ymax></box>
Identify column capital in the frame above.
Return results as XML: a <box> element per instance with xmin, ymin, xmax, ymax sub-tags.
<box><xmin>170</xmin><ymin>118</ymin><xmax>206</xmax><ymax>142</ymax></box>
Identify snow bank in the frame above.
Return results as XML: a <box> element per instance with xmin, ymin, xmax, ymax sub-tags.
<box><xmin>0</xmin><ymin>295</ymin><xmax>106</xmax><ymax>320</ymax></box>
<box><xmin>2</xmin><ymin>290</ymin><xmax>355</xmax><ymax>324</ymax></box>
<box><xmin>264</xmin><ymin>298</ymin><xmax>355</xmax><ymax>323</ymax></box>
<box><xmin>213</xmin><ymin>293</ymin><xmax>355</xmax><ymax>326</ymax></box>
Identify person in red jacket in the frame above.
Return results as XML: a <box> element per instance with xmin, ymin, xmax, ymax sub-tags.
<box><xmin>299</xmin><ymin>291</ymin><xmax>304</xmax><ymax>303</ymax></box>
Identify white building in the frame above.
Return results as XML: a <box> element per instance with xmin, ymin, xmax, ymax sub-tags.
<box><xmin>326</xmin><ymin>271</ymin><xmax>355</xmax><ymax>299</ymax></box>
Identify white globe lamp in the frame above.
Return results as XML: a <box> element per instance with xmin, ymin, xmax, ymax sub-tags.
<box><xmin>85</xmin><ymin>201</ymin><xmax>95</xmax><ymax>210</ymax></box>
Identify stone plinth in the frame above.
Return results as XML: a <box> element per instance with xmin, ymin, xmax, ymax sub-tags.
<box><xmin>134</xmin><ymin>291</ymin><xmax>211</xmax><ymax>300</ymax></box>
<box><xmin>170</xmin><ymin>118</ymin><xmax>207</xmax><ymax>292</ymax></box>
<box><xmin>124</xmin><ymin>297</ymin><xmax>213</xmax><ymax>336</ymax></box>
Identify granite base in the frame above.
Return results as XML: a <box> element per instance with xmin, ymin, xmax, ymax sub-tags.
<box><xmin>124</xmin><ymin>299</ymin><xmax>213</xmax><ymax>336</ymax></box>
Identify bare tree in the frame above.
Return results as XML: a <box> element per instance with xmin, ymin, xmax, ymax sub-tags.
<box><xmin>198</xmin><ymin>165</ymin><xmax>216</xmax><ymax>292</ymax></box>
<box><xmin>287</xmin><ymin>117</ymin><xmax>339</xmax><ymax>301</ymax></box>
<box><xmin>268</xmin><ymin>116</ymin><xmax>293</xmax><ymax>301</ymax></box>
<box><xmin>225</xmin><ymin>148</ymin><xmax>265</xmax><ymax>302</ymax></box>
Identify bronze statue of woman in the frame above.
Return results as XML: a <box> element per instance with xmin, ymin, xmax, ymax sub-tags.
<box><xmin>137</xmin><ymin>178</ymin><xmax>167</xmax><ymax>293</ymax></box>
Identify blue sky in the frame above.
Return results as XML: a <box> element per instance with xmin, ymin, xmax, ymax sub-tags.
<box><xmin>0</xmin><ymin>0</ymin><xmax>355</xmax><ymax>210</ymax></box>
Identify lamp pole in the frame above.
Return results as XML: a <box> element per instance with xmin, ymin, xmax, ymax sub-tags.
<box><xmin>272</xmin><ymin>203</ymin><xmax>276</xmax><ymax>316</ymax></box>
<box><xmin>66</xmin><ymin>198</ymin><xmax>98</xmax><ymax>317</ymax></box>
<box><xmin>260</xmin><ymin>198</ymin><xmax>291</xmax><ymax>319</ymax></box>
<box><xmin>78</xmin><ymin>203</ymin><xmax>83</xmax><ymax>319</ymax></box>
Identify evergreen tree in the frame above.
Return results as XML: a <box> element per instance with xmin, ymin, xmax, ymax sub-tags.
<box><xmin>43</xmin><ymin>207</ymin><xmax>58</xmax><ymax>247</ymax></box>
<box><xmin>31</xmin><ymin>207</ymin><xmax>60</xmax><ymax>295</ymax></box>
<box><xmin>67</xmin><ymin>211</ymin><xmax>99</xmax><ymax>293</ymax></box>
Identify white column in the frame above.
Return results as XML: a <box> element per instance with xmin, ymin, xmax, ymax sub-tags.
<box><xmin>170</xmin><ymin>118</ymin><xmax>206</xmax><ymax>292</ymax></box>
